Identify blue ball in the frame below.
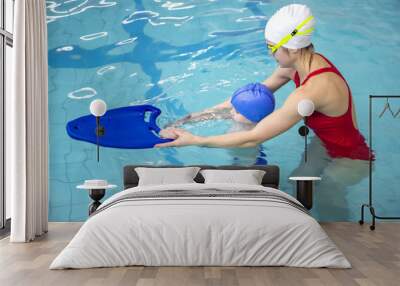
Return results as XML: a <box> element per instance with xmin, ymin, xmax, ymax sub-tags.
<box><xmin>231</xmin><ymin>83</ymin><xmax>275</xmax><ymax>123</ymax></box>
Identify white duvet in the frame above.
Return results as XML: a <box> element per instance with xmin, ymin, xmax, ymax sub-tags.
<box><xmin>50</xmin><ymin>183</ymin><xmax>351</xmax><ymax>269</ymax></box>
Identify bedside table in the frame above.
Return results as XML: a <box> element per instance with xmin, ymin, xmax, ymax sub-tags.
<box><xmin>289</xmin><ymin>176</ymin><xmax>321</xmax><ymax>210</ymax></box>
<box><xmin>77</xmin><ymin>180</ymin><xmax>117</xmax><ymax>215</ymax></box>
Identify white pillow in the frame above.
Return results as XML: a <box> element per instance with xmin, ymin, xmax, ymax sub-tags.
<box><xmin>200</xmin><ymin>169</ymin><xmax>266</xmax><ymax>185</ymax></box>
<box><xmin>135</xmin><ymin>167</ymin><xmax>201</xmax><ymax>186</ymax></box>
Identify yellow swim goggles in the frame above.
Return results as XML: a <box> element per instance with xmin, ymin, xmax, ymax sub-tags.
<box><xmin>267</xmin><ymin>15</ymin><xmax>314</xmax><ymax>54</ymax></box>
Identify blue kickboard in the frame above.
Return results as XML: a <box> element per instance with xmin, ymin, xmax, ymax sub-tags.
<box><xmin>66</xmin><ymin>105</ymin><xmax>173</xmax><ymax>149</ymax></box>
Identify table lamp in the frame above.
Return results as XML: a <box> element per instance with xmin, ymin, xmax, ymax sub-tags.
<box><xmin>90</xmin><ymin>99</ymin><xmax>107</xmax><ymax>162</ymax></box>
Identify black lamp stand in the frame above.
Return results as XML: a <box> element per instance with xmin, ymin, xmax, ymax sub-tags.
<box><xmin>298</xmin><ymin>118</ymin><xmax>309</xmax><ymax>162</ymax></box>
<box><xmin>88</xmin><ymin>189</ymin><xmax>105</xmax><ymax>215</ymax></box>
<box><xmin>95</xmin><ymin>116</ymin><xmax>105</xmax><ymax>162</ymax></box>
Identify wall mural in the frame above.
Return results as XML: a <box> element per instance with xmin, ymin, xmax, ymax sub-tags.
<box><xmin>47</xmin><ymin>0</ymin><xmax>400</xmax><ymax>222</ymax></box>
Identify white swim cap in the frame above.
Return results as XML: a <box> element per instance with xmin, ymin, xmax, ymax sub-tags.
<box><xmin>265</xmin><ymin>4</ymin><xmax>315</xmax><ymax>50</ymax></box>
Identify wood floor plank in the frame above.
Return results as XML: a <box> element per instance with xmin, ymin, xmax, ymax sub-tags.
<box><xmin>0</xmin><ymin>222</ymin><xmax>400</xmax><ymax>286</ymax></box>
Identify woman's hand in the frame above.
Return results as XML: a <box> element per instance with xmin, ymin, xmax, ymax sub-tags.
<box><xmin>156</xmin><ymin>128</ymin><xmax>202</xmax><ymax>148</ymax></box>
<box><xmin>159</xmin><ymin>128</ymin><xmax>180</xmax><ymax>140</ymax></box>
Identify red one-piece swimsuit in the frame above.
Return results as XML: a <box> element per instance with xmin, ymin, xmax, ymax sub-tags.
<box><xmin>293</xmin><ymin>53</ymin><xmax>374</xmax><ymax>161</ymax></box>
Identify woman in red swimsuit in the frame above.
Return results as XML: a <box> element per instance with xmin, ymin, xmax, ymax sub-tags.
<box><xmin>156</xmin><ymin>4</ymin><xmax>372</xmax><ymax>219</ymax></box>
<box><xmin>156</xmin><ymin>4</ymin><xmax>372</xmax><ymax>160</ymax></box>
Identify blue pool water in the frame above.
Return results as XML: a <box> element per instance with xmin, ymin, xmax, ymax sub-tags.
<box><xmin>47</xmin><ymin>0</ymin><xmax>400</xmax><ymax>221</ymax></box>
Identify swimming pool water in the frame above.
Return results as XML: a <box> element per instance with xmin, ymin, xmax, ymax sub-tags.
<box><xmin>47</xmin><ymin>0</ymin><xmax>400</xmax><ymax>221</ymax></box>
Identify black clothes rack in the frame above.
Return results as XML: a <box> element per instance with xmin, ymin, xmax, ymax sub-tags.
<box><xmin>359</xmin><ymin>95</ymin><xmax>400</xmax><ymax>230</ymax></box>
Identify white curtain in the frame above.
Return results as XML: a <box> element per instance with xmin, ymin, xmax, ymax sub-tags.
<box><xmin>7</xmin><ymin>0</ymin><xmax>49</xmax><ymax>242</ymax></box>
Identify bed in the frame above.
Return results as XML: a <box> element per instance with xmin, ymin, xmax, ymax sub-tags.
<box><xmin>50</xmin><ymin>165</ymin><xmax>350</xmax><ymax>269</ymax></box>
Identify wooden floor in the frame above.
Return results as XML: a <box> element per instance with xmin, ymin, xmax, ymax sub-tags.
<box><xmin>0</xmin><ymin>222</ymin><xmax>399</xmax><ymax>286</ymax></box>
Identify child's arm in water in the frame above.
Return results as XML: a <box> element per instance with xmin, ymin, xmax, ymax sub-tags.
<box><xmin>165</xmin><ymin>67</ymin><xmax>294</xmax><ymax>128</ymax></box>
<box><xmin>165</xmin><ymin>99</ymin><xmax>232</xmax><ymax>128</ymax></box>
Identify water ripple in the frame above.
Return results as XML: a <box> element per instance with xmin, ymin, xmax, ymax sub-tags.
<box><xmin>158</xmin><ymin>16</ymin><xmax>194</xmax><ymax>26</ymax></box>
<box><xmin>225</xmin><ymin>49</ymin><xmax>241</xmax><ymax>60</ymax></box>
<box><xmin>96</xmin><ymin>65</ymin><xmax>116</xmax><ymax>75</ymax></box>
<box><xmin>148</xmin><ymin>19</ymin><xmax>166</xmax><ymax>26</ymax></box>
<box><xmin>67</xmin><ymin>87</ymin><xmax>97</xmax><ymax>99</ymax></box>
<box><xmin>161</xmin><ymin>1</ymin><xmax>195</xmax><ymax>11</ymax></box>
<box><xmin>170</xmin><ymin>52</ymin><xmax>192</xmax><ymax>59</ymax></box>
<box><xmin>240</xmin><ymin>0</ymin><xmax>270</xmax><ymax>5</ymax></box>
<box><xmin>236</xmin><ymin>15</ymin><xmax>268</xmax><ymax>22</ymax></box>
<box><xmin>122</xmin><ymin>10</ymin><xmax>159</xmax><ymax>24</ymax></box>
<box><xmin>80</xmin><ymin>32</ymin><xmax>108</xmax><ymax>41</ymax></box>
<box><xmin>46</xmin><ymin>0</ymin><xmax>117</xmax><ymax>23</ymax></box>
<box><xmin>188</xmin><ymin>62</ymin><xmax>197</xmax><ymax>71</ymax></box>
<box><xmin>116</xmin><ymin>37</ymin><xmax>138</xmax><ymax>46</ymax></box>
<box><xmin>192</xmin><ymin>45</ymin><xmax>214</xmax><ymax>58</ymax></box>
<box><xmin>216</xmin><ymin>79</ymin><xmax>231</xmax><ymax>87</ymax></box>
<box><xmin>122</xmin><ymin>10</ymin><xmax>193</xmax><ymax>27</ymax></box>
<box><xmin>56</xmin><ymin>45</ymin><xmax>74</xmax><ymax>52</ymax></box>
<box><xmin>158</xmin><ymin>73</ymin><xmax>193</xmax><ymax>85</ymax></box>
<box><xmin>169</xmin><ymin>45</ymin><xmax>214</xmax><ymax>60</ymax></box>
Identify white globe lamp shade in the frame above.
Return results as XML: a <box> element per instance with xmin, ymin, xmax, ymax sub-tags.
<box><xmin>90</xmin><ymin>99</ymin><xmax>107</xmax><ymax>117</ymax></box>
<box><xmin>297</xmin><ymin>99</ymin><xmax>315</xmax><ymax>117</ymax></box>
